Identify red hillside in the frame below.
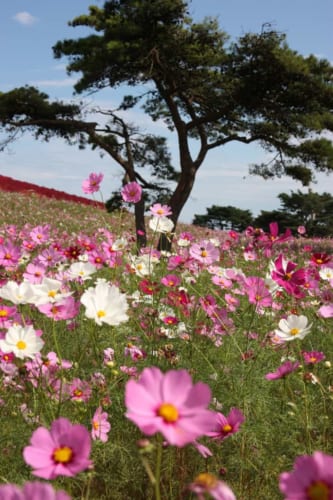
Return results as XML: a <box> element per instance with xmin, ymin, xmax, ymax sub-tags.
<box><xmin>0</xmin><ymin>175</ymin><xmax>105</xmax><ymax>208</ymax></box>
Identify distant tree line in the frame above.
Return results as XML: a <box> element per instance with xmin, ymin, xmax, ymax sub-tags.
<box><xmin>192</xmin><ymin>190</ymin><xmax>333</xmax><ymax>237</ymax></box>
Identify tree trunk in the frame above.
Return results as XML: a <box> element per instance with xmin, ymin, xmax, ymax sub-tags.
<box><xmin>158</xmin><ymin>166</ymin><xmax>196</xmax><ymax>251</ymax></box>
<box><xmin>134</xmin><ymin>197</ymin><xmax>147</xmax><ymax>248</ymax></box>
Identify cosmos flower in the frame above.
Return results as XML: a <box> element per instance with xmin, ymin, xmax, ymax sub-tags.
<box><xmin>149</xmin><ymin>216</ymin><xmax>174</xmax><ymax>233</ymax></box>
<box><xmin>23</xmin><ymin>417</ymin><xmax>92</xmax><ymax>479</ymax></box>
<box><xmin>121</xmin><ymin>181</ymin><xmax>142</xmax><ymax>203</ymax></box>
<box><xmin>188</xmin><ymin>473</ymin><xmax>236</xmax><ymax>500</ymax></box>
<box><xmin>274</xmin><ymin>315</ymin><xmax>312</xmax><ymax>342</ymax></box>
<box><xmin>80</xmin><ymin>280</ymin><xmax>129</xmax><ymax>326</ymax></box>
<box><xmin>279</xmin><ymin>451</ymin><xmax>333</xmax><ymax>499</ymax></box>
<box><xmin>91</xmin><ymin>407</ymin><xmax>111</xmax><ymax>443</ymax></box>
<box><xmin>265</xmin><ymin>360</ymin><xmax>300</xmax><ymax>380</ymax></box>
<box><xmin>149</xmin><ymin>203</ymin><xmax>172</xmax><ymax>217</ymax></box>
<box><xmin>0</xmin><ymin>481</ymin><xmax>70</xmax><ymax>500</ymax></box>
<box><xmin>0</xmin><ymin>325</ymin><xmax>44</xmax><ymax>360</ymax></box>
<box><xmin>125</xmin><ymin>367</ymin><xmax>216</xmax><ymax>447</ymax></box>
<box><xmin>82</xmin><ymin>172</ymin><xmax>104</xmax><ymax>194</ymax></box>
<box><xmin>207</xmin><ymin>407</ymin><xmax>245</xmax><ymax>441</ymax></box>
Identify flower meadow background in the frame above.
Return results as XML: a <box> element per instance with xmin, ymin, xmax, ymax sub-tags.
<box><xmin>0</xmin><ymin>176</ymin><xmax>333</xmax><ymax>499</ymax></box>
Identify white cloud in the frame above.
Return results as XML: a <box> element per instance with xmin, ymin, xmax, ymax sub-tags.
<box><xmin>12</xmin><ymin>12</ymin><xmax>38</xmax><ymax>26</ymax></box>
<box><xmin>28</xmin><ymin>78</ymin><xmax>78</xmax><ymax>88</ymax></box>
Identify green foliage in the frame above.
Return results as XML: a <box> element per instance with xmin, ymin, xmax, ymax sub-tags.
<box><xmin>193</xmin><ymin>204</ymin><xmax>253</xmax><ymax>231</ymax></box>
<box><xmin>254</xmin><ymin>190</ymin><xmax>333</xmax><ymax>236</ymax></box>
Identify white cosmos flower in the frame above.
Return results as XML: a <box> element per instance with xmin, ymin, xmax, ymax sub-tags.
<box><xmin>149</xmin><ymin>216</ymin><xmax>174</xmax><ymax>233</ymax></box>
<box><xmin>32</xmin><ymin>277</ymin><xmax>72</xmax><ymax>305</ymax></box>
<box><xmin>80</xmin><ymin>281</ymin><xmax>129</xmax><ymax>326</ymax></box>
<box><xmin>319</xmin><ymin>267</ymin><xmax>333</xmax><ymax>281</ymax></box>
<box><xmin>0</xmin><ymin>281</ymin><xmax>36</xmax><ymax>305</ymax></box>
<box><xmin>0</xmin><ymin>325</ymin><xmax>44</xmax><ymax>359</ymax></box>
<box><xmin>129</xmin><ymin>254</ymin><xmax>156</xmax><ymax>277</ymax></box>
<box><xmin>67</xmin><ymin>261</ymin><xmax>97</xmax><ymax>281</ymax></box>
<box><xmin>274</xmin><ymin>314</ymin><xmax>312</xmax><ymax>341</ymax></box>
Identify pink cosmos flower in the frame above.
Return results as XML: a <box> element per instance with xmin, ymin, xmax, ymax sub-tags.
<box><xmin>0</xmin><ymin>241</ymin><xmax>21</xmax><ymax>270</ymax></box>
<box><xmin>318</xmin><ymin>304</ymin><xmax>333</xmax><ymax>318</ymax></box>
<box><xmin>298</xmin><ymin>225</ymin><xmax>306</xmax><ymax>235</ymax></box>
<box><xmin>82</xmin><ymin>172</ymin><xmax>104</xmax><ymax>194</ymax></box>
<box><xmin>161</xmin><ymin>274</ymin><xmax>181</xmax><ymax>288</ymax></box>
<box><xmin>91</xmin><ymin>407</ymin><xmax>111</xmax><ymax>443</ymax></box>
<box><xmin>37</xmin><ymin>296</ymin><xmax>80</xmax><ymax>321</ymax></box>
<box><xmin>207</xmin><ymin>407</ymin><xmax>245</xmax><ymax>441</ymax></box>
<box><xmin>125</xmin><ymin>367</ymin><xmax>216</xmax><ymax>447</ymax></box>
<box><xmin>29</xmin><ymin>225</ymin><xmax>51</xmax><ymax>244</ymax></box>
<box><xmin>149</xmin><ymin>203</ymin><xmax>173</xmax><ymax>217</ymax></box>
<box><xmin>188</xmin><ymin>473</ymin><xmax>236</xmax><ymax>500</ymax></box>
<box><xmin>23</xmin><ymin>417</ymin><xmax>92</xmax><ymax>479</ymax></box>
<box><xmin>190</xmin><ymin>240</ymin><xmax>220</xmax><ymax>265</ymax></box>
<box><xmin>279</xmin><ymin>451</ymin><xmax>333</xmax><ymax>499</ymax></box>
<box><xmin>302</xmin><ymin>351</ymin><xmax>325</xmax><ymax>365</ymax></box>
<box><xmin>0</xmin><ymin>481</ymin><xmax>70</xmax><ymax>500</ymax></box>
<box><xmin>121</xmin><ymin>181</ymin><xmax>142</xmax><ymax>203</ymax></box>
<box><xmin>265</xmin><ymin>360</ymin><xmax>300</xmax><ymax>380</ymax></box>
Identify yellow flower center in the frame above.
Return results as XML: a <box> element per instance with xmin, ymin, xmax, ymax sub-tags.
<box><xmin>0</xmin><ymin>310</ymin><xmax>8</xmax><ymax>317</ymax></box>
<box><xmin>48</xmin><ymin>290</ymin><xmax>57</xmax><ymax>298</ymax></box>
<box><xmin>222</xmin><ymin>424</ymin><xmax>232</xmax><ymax>433</ymax></box>
<box><xmin>194</xmin><ymin>472</ymin><xmax>218</xmax><ymax>489</ymax></box>
<box><xmin>16</xmin><ymin>340</ymin><xmax>27</xmax><ymax>350</ymax></box>
<box><xmin>201</xmin><ymin>250</ymin><xmax>208</xmax><ymax>257</ymax></box>
<box><xmin>97</xmin><ymin>310</ymin><xmax>106</xmax><ymax>318</ymax></box>
<box><xmin>93</xmin><ymin>421</ymin><xmax>100</xmax><ymax>430</ymax></box>
<box><xmin>156</xmin><ymin>209</ymin><xmax>164</xmax><ymax>215</ymax></box>
<box><xmin>157</xmin><ymin>403</ymin><xmax>179</xmax><ymax>423</ymax></box>
<box><xmin>52</xmin><ymin>446</ymin><xmax>73</xmax><ymax>464</ymax></box>
<box><xmin>290</xmin><ymin>328</ymin><xmax>300</xmax><ymax>336</ymax></box>
<box><xmin>307</xmin><ymin>481</ymin><xmax>330</xmax><ymax>500</ymax></box>
<box><xmin>4</xmin><ymin>253</ymin><xmax>12</xmax><ymax>260</ymax></box>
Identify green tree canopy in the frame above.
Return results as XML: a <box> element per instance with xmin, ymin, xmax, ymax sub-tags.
<box><xmin>253</xmin><ymin>190</ymin><xmax>333</xmax><ymax>237</ymax></box>
<box><xmin>1</xmin><ymin>0</ymin><xmax>333</xmax><ymax>248</ymax></box>
<box><xmin>193</xmin><ymin>205</ymin><xmax>253</xmax><ymax>231</ymax></box>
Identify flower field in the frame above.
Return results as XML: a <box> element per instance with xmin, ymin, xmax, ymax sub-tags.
<box><xmin>0</xmin><ymin>179</ymin><xmax>332</xmax><ymax>499</ymax></box>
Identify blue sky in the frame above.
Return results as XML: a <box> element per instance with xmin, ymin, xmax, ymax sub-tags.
<box><xmin>1</xmin><ymin>0</ymin><xmax>332</xmax><ymax>222</ymax></box>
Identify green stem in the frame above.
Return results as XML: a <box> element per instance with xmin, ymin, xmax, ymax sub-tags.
<box><xmin>154</xmin><ymin>439</ymin><xmax>163</xmax><ymax>500</ymax></box>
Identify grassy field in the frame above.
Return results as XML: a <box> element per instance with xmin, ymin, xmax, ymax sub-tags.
<box><xmin>0</xmin><ymin>189</ymin><xmax>332</xmax><ymax>499</ymax></box>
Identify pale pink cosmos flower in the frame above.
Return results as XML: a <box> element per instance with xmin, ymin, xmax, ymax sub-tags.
<box><xmin>23</xmin><ymin>417</ymin><xmax>92</xmax><ymax>479</ymax></box>
<box><xmin>190</xmin><ymin>240</ymin><xmax>220</xmax><ymax>265</ymax></box>
<box><xmin>125</xmin><ymin>367</ymin><xmax>216</xmax><ymax>447</ymax></box>
<box><xmin>207</xmin><ymin>407</ymin><xmax>245</xmax><ymax>441</ymax></box>
<box><xmin>279</xmin><ymin>451</ymin><xmax>333</xmax><ymax>499</ymax></box>
<box><xmin>121</xmin><ymin>181</ymin><xmax>142</xmax><ymax>203</ymax></box>
<box><xmin>149</xmin><ymin>203</ymin><xmax>172</xmax><ymax>217</ymax></box>
<box><xmin>82</xmin><ymin>172</ymin><xmax>104</xmax><ymax>194</ymax></box>
<box><xmin>91</xmin><ymin>407</ymin><xmax>111</xmax><ymax>442</ymax></box>
<box><xmin>297</xmin><ymin>225</ymin><xmax>306</xmax><ymax>235</ymax></box>
<box><xmin>189</xmin><ymin>473</ymin><xmax>236</xmax><ymax>500</ymax></box>
<box><xmin>0</xmin><ymin>481</ymin><xmax>71</xmax><ymax>499</ymax></box>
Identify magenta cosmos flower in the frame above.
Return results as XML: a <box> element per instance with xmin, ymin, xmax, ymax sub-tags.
<box><xmin>125</xmin><ymin>367</ymin><xmax>216</xmax><ymax>447</ymax></box>
<box><xmin>279</xmin><ymin>451</ymin><xmax>333</xmax><ymax>499</ymax></box>
<box><xmin>265</xmin><ymin>360</ymin><xmax>300</xmax><ymax>381</ymax></box>
<box><xmin>82</xmin><ymin>172</ymin><xmax>104</xmax><ymax>194</ymax></box>
<box><xmin>207</xmin><ymin>407</ymin><xmax>245</xmax><ymax>441</ymax></box>
<box><xmin>0</xmin><ymin>481</ymin><xmax>70</xmax><ymax>499</ymax></box>
<box><xmin>121</xmin><ymin>181</ymin><xmax>142</xmax><ymax>203</ymax></box>
<box><xmin>23</xmin><ymin>417</ymin><xmax>92</xmax><ymax>479</ymax></box>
